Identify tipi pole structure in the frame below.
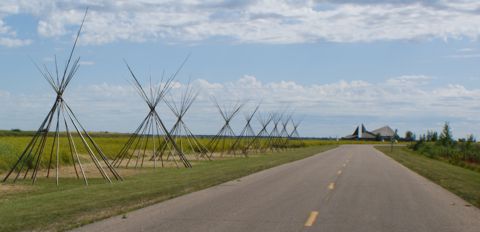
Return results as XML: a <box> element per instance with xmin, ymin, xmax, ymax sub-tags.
<box><xmin>3</xmin><ymin>9</ymin><xmax>122</xmax><ymax>185</ymax></box>
<box><xmin>207</xmin><ymin>98</ymin><xmax>244</xmax><ymax>157</ymax></box>
<box><xmin>164</xmin><ymin>82</ymin><xmax>210</xmax><ymax>161</ymax></box>
<box><xmin>229</xmin><ymin>104</ymin><xmax>260</xmax><ymax>156</ymax></box>
<box><xmin>267</xmin><ymin>113</ymin><xmax>284</xmax><ymax>151</ymax></box>
<box><xmin>289</xmin><ymin>119</ymin><xmax>304</xmax><ymax>146</ymax></box>
<box><xmin>113</xmin><ymin>57</ymin><xmax>192</xmax><ymax>168</ymax></box>
<box><xmin>289</xmin><ymin>119</ymin><xmax>302</xmax><ymax>139</ymax></box>
<box><xmin>245</xmin><ymin>113</ymin><xmax>273</xmax><ymax>153</ymax></box>
<box><xmin>279</xmin><ymin>114</ymin><xmax>293</xmax><ymax>149</ymax></box>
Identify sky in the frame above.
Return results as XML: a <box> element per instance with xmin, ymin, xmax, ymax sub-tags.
<box><xmin>1</xmin><ymin>0</ymin><xmax>480</xmax><ymax>138</ymax></box>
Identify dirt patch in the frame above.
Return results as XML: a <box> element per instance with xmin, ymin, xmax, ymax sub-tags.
<box><xmin>0</xmin><ymin>183</ymin><xmax>32</xmax><ymax>195</ymax></box>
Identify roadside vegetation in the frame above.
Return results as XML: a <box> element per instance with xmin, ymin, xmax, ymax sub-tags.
<box><xmin>410</xmin><ymin>123</ymin><xmax>480</xmax><ymax>172</ymax></box>
<box><xmin>377</xmin><ymin>146</ymin><xmax>480</xmax><ymax>208</ymax></box>
<box><xmin>0</xmin><ymin>145</ymin><xmax>336</xmax><ymax>232</ymax></box>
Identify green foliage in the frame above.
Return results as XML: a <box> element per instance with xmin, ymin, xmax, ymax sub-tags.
<box><xmin>410</xmin><ymin>123</ymin><xmax>480</xmax><ymax>172</ymax></box>
<box><xmin>424</xmin><ymin>130</ymin><xmax>438</xmax><ymax>142</ymax></box>
<box><xmin>410</xmin><ymin>140</ymin><xmax>480</xmax><ymax>172</ymax></box>
<box><xmin>404</xmin><ymin>131</ymin><xmax>415</xmax><ymax>141</ymax></box>
<box><xmin>438</xmin><ymin>122</ymin><xmax>454</xmax><ymax>147</ymax></box>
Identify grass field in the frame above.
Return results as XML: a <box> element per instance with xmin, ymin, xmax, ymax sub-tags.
<box><xmin>0</xmin><ymin>145</ymin><xmax>336</xmax><ymax>232</ymax></box>
<box><xmin>376</xmin><ymin>146</ymin><xmax>480</xmax><ymax>208</ymax></box>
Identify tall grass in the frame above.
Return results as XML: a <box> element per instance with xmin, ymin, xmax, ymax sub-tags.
<box><xmin>0</xmin><ymin>135</ymin><xmax>310</xmax><ymax>172</ymax></box>
<box><xmin>410</xmin><ymin>141</ymin><xmax>480</xmax><ymax>172</ymax></box>
<box><xmin>0</xmin><ymin>141</ymin><xmax>20</xmax><ymax>171</ymax></box>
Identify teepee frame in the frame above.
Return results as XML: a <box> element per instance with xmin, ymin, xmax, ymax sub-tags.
<box><xmin>207</xmin><ymin>99</ymin><xmax>244</xmax><ymax>157</ymax></box>
<box><xmin>112</xmin><ymin>58</ymin><xmax>192</xmax><ymax>168</ymax></box>
<box><xmin>164</xmin><ymin>81</ymin><xmax>210</xmax><ymax>160</ymax></box>
<box><xmin>229</xmin><ymin>104</ymin><xmax>260</xmax><ymax>156</ymax></box>
<box><xmin>279</xmin><ymin>114</ymin><xmax>293</xmax><ymax>149</ymax></box>
<box><xmin>267</xmin><ymin>113</ymin><xmax>284</xmax><ymax>150</ymax></box>
<box><xmin>3</xmin><ymin>9</ymin><xmax>122</xmax><ymax>185</ymax></box>
<box><xmin>289</xmin><ymin>119</ymin><xmax>302</xmax><ymax>139</ymax></box>
<box><xmin>246</xmin><ymin>113</ymin><xmax>273</xmax><ymax>153</ymax></box>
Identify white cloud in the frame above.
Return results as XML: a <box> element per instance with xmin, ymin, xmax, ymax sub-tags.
<box><xmin>0</xmin><ymin>37</ymin><xmax>31</xmax><ymax>47</ymax></box>
<box><xmin>1</xmin><ymin>1</ymin><xmax>480</xmax><ymax>45</ymax></box>
<box><xmin>386</xmin><ymin>75</ymin><xmax>433</xmax><ymax>86</ymax></box>
<box><xmin>446</xmin><ymin>47</ymin><xmax>480</xmax><ymax>59</ymax></box>
<box><xmin>2</xmin><ymin>74</ymin><xmax>480</xmax><ymax>137</ymax></box>
<box><xmin>0</xmin><ymin>19</ymin><xmax>31</xmax><ymax>47</ymax></box>
<box><xmin>79</xmin><ymin>60</ymin><xmax>94</xmax><ymax>66</ymax></box>
<box><xmin>0</xmin><ymin>1</ymin><xmax>30</xmax><ymax>47</ymax></box>
<box><xmin>457</xmin><ymin>48</ymin><xmax>474</xmax><ymax>53</ymax></box>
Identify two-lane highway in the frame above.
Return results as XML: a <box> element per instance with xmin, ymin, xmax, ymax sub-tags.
<box><xmin>74</xmin><ymin>145</ymin><xmax>480</xmax><ymax>232</ymax></box>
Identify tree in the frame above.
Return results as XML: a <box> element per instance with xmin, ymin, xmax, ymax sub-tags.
<box><xmin>419</xmin><ymin>134</ymin><xmax>426</xmax><ymax>141</ymax></box>
<box><xmin>405</xmin><ymin>131</ymin><xmax>414</xmax><ymax>141</ymax></box>
<box><xmin>467</xmin><ymin>134</ymin><xmax>476</xmax><ymax>143</ymax></box>
<box><xmin>391</xmin><ymin>129</ymin><xmax>398</xmax><ymax>152</ymax></box>
<box><xmin>427</xmin><ymin>131</ymin><xmax>438</xmax><ymax>142</ymax></box>
<box><xmin>439</xmin><ymin>122</ymin><xmax>453</xmax><ymax>146</ymax></box>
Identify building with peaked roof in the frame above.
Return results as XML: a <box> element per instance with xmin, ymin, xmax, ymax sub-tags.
<box><xmin>371</xmin><ymin>126</ymin><xmax>396</xmax><ymax>139</ymax></box>
<box><xmin>342</xmin><ymin>124</ymin><xmax>395</xmax><ymax>141</ymax></box>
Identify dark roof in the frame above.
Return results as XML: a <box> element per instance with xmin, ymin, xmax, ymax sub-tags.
<box><xmin>342</xmin><ymin>126</ymin><xmax>359</xmax><ymax>139</ymax></box>
<box><xmin>343</xmin><ymin>124</ymin><xmax>395</xmax><ymax>140</ymax></box>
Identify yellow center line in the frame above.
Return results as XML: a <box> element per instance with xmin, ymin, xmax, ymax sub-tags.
<box><xmin>337</xmin><ymin>170</ymin><xmax>342</xmax><ymax>175</ymax></box>
<box><xmin>304</xmin><ymin>211</ymin><xmax>319</xmax><ymax>227</ymax></box>
<box><xmin>328</xmin><ymin>182</ymin><xmax>335</xmax><ymax>190</ymax></box>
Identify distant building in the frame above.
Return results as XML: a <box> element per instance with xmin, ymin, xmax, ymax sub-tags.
<box><xmin>342</xmin><ymin>124</ymin><xmax>395</xmax><ymax>141</ymax></box>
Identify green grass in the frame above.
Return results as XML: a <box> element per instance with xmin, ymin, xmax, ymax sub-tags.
<box><xmin>0</xmin><ymin>145</ymin><xmax>336</xmax><ymax>232</ymax></box>
<box><xmin>376</xmin><ymin>146</ymin><xmax>480</xmax><ymax>208</ymax></box>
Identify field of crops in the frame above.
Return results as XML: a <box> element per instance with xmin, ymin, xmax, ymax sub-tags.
<box><xmin>0</xmin><ymin>134</ymin><xmax>306</xmax><ymax>174</ymax></box>
<box><xmin>0</xmin><ymin>131</ymin><xmax>386</xmax><ymax>175</ymax></box>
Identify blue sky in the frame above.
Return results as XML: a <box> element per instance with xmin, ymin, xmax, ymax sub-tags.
<box><xmin>1</xmin><ymin>0</ymin><xmax>480</xmax><ymax>138</ymax></box>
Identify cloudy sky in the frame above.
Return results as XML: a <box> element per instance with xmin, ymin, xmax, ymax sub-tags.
<box><xmin>1</xmin><ymin>0</ymin><xmax>480</xmax><ymax>138</ymax></box>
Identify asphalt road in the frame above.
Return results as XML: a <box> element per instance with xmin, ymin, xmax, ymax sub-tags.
<box><xmin>73</xmin><ymin>145</ymin><xmax>480</xmax><ymax>232</ymax></box>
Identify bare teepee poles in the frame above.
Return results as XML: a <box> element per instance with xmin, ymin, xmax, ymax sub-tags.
<box><xmin>279</xmin><ymin>114</ymin><xmax>293</xmax><ymax>149</ymax></box>
<box><xmin>207</xmin><ymin>98</ymin><xmax>244</xmax><ymax>157</ymax></box>
<box><xmin>245</xmin><ymin>113</ymin><xmax>273</xmax><ymax>153</ymax></box>
<box><xmin>289</xmin><ymin>119</ymin><xmax>303</xmax><ymax>140</ymax></box>
<box><xmin>112</xmin><ymin>57</ymin><xmax>192</xmax><ymax>168</ymax></box>
<box><xmin>164</xmin><ymin>81</ymin><xmax>210</xmax><ymax>160</ymax></box>
<box><xmin>3</xmin><ymin>9</ymin><xmax>122</xmax><ymax>185</ymax></box>
<box><xmin>267</xmin><ymin>113</ymin><xmax>284</xmax><ymax>150</ymax></box>
<box><xmin>229</xmin><ymin>104</ymin><xmax>261</xmax><ymax>156</ymax></box>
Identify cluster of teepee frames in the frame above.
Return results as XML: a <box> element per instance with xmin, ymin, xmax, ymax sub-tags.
<box><xmin>2</xmin><ymin>9</ymin><xmax>304</xmax><ymax>186</ymax></box>
<box><xmin>207</xmin><ymin>103</ymin><xmax>304</xmax><ymax>157</ymax></box>
<box><xmin>111</xmin><ymin>58</ymin><xmax>192</xmax><ymax>169</ymax></box>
